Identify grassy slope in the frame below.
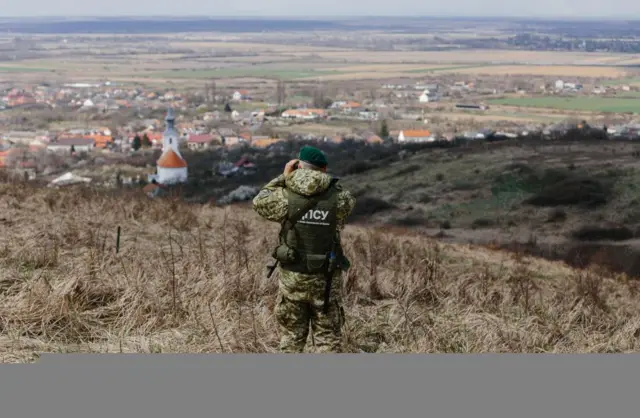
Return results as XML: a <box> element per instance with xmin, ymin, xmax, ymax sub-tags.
<box><xmin>341</xmin><ymin>139</ymin><xmax>640</xmax><ymax>230</ymax></box>
<box><xmin>1</xmin><ymin>180</ymin><xmax>639</xmax><ymax>362</ymax></box>
<box><xmin>338</xmin><ymin>139</ymin><xmax>640</xmax><ymax>280</ymax></box>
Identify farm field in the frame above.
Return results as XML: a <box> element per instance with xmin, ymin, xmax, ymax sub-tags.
<box><xmin>489</xmin><ymin>97</ymin><xmax>640</xmax><ymax>113</ymax></box>
<box><xmin>604</xmin><ymin>77</ymin><xmax>640</xmax><ymax>86</ymax></box>
<box><xmin>287</xmin><ymin>49</ymin><xmax>640</xmax><ymax>65</ymax></box>
<box><xmin>0</xmin><ymin>66</ymin><xmax>51</xmax><ymax>73</ymax></box>
<box><xmin>431</xmin><ymin>111</ymin><xmax>565</xmax><ymax>123</ymax></box>
<box><xmin>455</xmin><ymin>65</ymin><xmax>631</xmax><ymax>77</ymax></box>
<box><xmin>136</xmin><ymin>63</ymin><xmax>637</xmax><ymax>82</ymax></box>
<box><xmin>1</xmin><ymin>34</ymin><xmax>640</xmax><ymax>86</ymax></box>
<box><xmin>144</xmin><ymin>68</ymin><xmax>345</xmax><ymax>80</ymax></box>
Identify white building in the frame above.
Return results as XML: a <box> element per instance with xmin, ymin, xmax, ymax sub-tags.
<box><xmin>281</xmin><ymin>109</ymin><xmax>325</xmax><ymax>120</ymax></box>
<box><xmin>398</xmin><ymin>130</ymin><xmax>435</xmax><ymax>143</ymax></box>
<box><xmin>154</xmin><ymin>108</ymin><xmax>188</xmax><ymax>185</ymax></box>
<box><xmin>419</xmin><ymin>89</ymin><xmax>432</xmax><ymax>103</ymax></box>
<box><xmin>47</xmin><ymin>137</ymin><xmax>95</xmax><ymax>153</ymax></box>
<box><xmin>232</xmin><ymin>90</ymin><xmax>249</xmax><ymax>101</ymax></box>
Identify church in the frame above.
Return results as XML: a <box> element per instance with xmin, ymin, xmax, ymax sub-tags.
<box><xmin>148</xmin><ymin>108</ymin><xmax>188</xmax><ymax>185</ymax></box>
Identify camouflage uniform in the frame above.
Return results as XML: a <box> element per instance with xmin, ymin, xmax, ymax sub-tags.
<box><xmin>253</xmin><ymin>168</ymin><xmax>356</xmax><ymax>353</ymax></box>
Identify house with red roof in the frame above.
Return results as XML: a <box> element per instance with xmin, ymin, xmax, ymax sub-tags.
<box><xmin>187</xmin><ymin>133</ymin><xmax>219</xmax><ymax>150</ymax></box>
<box><xmin>397</xmin><ymin>130</ymin><xmax>434</xmax><ymax>143</ymax></box>
<box><xmin>234</xmin><ymin>157</ymin><xmax>256</xmax><ymax>169</ymax></box>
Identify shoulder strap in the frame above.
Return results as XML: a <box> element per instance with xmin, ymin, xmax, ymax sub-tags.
<box><xmin>280</xmin><ymin>178</ymin><xmax>339</xmax><ymax>239</ymax></box>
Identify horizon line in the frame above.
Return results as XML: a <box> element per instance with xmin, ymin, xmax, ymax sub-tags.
<box><xmin>2</xmin><ymin>14</ymin><xmax>640</xmax><ymax>21</ymax></box>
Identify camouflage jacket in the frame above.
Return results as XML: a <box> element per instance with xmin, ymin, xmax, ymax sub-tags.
<box><xmin>253</xmin><ymin>169</ymin><xmax>356</xmax><ymax>297</ymax></box>
<box><xmin>252</xmin><ymin>168</ymin><xmax>356</xmax><ymax>234</ymax></box>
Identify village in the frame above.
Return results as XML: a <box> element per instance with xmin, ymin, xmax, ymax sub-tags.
<box><xmin>2</xmin><ymin>70</ymin><xmax>640</xmax><ymax>194</ymax></box>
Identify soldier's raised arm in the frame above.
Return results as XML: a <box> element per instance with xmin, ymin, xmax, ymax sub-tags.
<box><xmin>336</xmin><ymin>187</ymin><xmax>356</xmax><ymax>233</ymax></box>
<box><xmin>252</xmin><ymin>173</ymin><xmax>289</xmax><ymax>224</ymax></box>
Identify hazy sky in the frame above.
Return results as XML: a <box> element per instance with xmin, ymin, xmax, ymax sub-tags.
<box><xmin>2</xmin><ymin>0</ymin><xmax>639</xmax><ymax>19</ymax></box>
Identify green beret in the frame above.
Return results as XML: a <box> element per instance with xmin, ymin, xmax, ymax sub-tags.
<box><xmin>298</xmin><ymin>145</ymin><xmax>328</xmax><ymax>168</ymax></box>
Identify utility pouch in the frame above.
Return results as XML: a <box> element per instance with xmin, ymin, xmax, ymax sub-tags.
<box><xmin>304</xmin><ymin>253</ymin><xmax>329</xmax><ymax>274</ymax></box>
<box><xmin>273</xmin><ymin>244</ymin><xmax>298</xmax><ymax>264</ymax></box>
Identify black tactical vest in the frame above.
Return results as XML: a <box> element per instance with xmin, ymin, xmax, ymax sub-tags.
<box><xmin>277</xmin><ymin>182</ymin><xmax>343</xmax><ymax>274</ymax></box>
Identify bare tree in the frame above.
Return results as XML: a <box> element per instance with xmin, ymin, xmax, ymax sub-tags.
<box><xmin>370</xmin><ymin>87</ymin><xmax>378</xmax><ymax>101</ymax></box>
<box><xmin>276</xmin><ymin>80</ymin><xmax>286</xmax><ymax>107</ymax></box>
<box><xmin>205</xmin><ymin>80</ymin><xmax>217</xmax><ymax>104</ymax></box>
<box><xmin>312</xmin><ymin>80</ymin><xmax>330</xmax><ymax>109</ymax></box>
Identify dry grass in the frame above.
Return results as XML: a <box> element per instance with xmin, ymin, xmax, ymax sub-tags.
<box><xmin>294</xmin><ymin>50</ymin><xmax>636</xmax><ymax>65</ymax></box>
<box><xmin>169</xmin><ymin>41</ymin><xmax>341</xmax><ymax>53</ymax></box>
<box><xmin>1</xmin><ymin>181</ymin><xmax>640</xmax><ymax>362</ymax></box>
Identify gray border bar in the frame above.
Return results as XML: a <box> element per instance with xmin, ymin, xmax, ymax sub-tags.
<box><xmin>1</xmin><ymin>354</ymin><xmax>638</xmax><ymax>418</ymax></box>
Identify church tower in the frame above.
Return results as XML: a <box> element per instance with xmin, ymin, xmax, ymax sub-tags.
<box><xmin>162</xmin><ymin>107</ymin><xmax>182</xmax><ymax>156</ymax></box>
<box><xmin>156</xmin><ymin>107</ymin><xmax>188</xmax><ymax>185</ymax></box>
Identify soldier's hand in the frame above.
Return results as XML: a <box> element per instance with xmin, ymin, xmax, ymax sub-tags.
<box><xmin>284</xmin><ymin>159</ymin><xmax>299</xmax><ymax>177</ymax></box>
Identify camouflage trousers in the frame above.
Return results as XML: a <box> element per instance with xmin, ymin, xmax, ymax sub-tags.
<box><xmin>274</xmin><ymin>268</ymin><xmax>345</xmax><ymax>353</ymax></box>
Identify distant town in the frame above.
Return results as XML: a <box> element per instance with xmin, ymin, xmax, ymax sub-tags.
<box><xmin>2</xmin><ymin>73</ymin><xmax>640</xmax><ymax>192</ymax></box>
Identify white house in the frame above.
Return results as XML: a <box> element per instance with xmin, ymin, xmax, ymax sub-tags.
<box><xmin>419</xmin><ymin>89</ymin><xmax>431</xmax><ymax>103</ymax></box>
<box><xmin>281</xmin><ymin>109</ymin><xmax>326</xmax><ymax>120</ymax></box>
<box><xmin>232</xmin><ymin>90</ymin><xmax>249</xmax><ymax>101</ymax></box>
<box><xmin>330</xmin><ymin>101</ymin><xmax>347</xmax><ymax>109</ymax></box>
<box><xmin>398</xmin><ymin>130</ymin><xmax>434</xmax><ymax>143</ymax></box>
<box><xmin>154</xmin><ymin>108</ymin><xmax>188</xmax><ymax>185</ymax></box>
<box><xmin>555</xmin><ymin>80</ymin><xmax>564</xmax><ymax>90</ymax></box>
<box><xmin>47</xmin><ymin>137</ymin><xmax>95</xmax><ymax>153</ymax></box>
<box><xmin>359</xmin><ymin>111</ymin><xmax>379</xmax><ymax>120</ymax></box>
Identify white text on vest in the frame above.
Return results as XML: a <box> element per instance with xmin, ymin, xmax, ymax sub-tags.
<box><xmin>301</xmin><ymin>210</ymin><xmax>329</xmax><ymax>222</ymax></box>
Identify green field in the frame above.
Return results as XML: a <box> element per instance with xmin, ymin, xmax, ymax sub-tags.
<box><xmin>603</xmin><ymin>77</ymin><xmax>640</xmax><ymax>86</ymax></box>
<box><xmin>143</xmin><ymin>68</ymin><xmax>343</xmax><ymax>80</ymax></box>
<box><xmin>0</xmin><ymin>66</ymin><xmax>51</xmax><ymax>73</ymax></box>
<box><xmin>407</xmin><ymin>64</ymin><xmax>491</xmax><ymax>73</ymax></box>
<box><xmin>489</xmin><ymin>96</ymin><xmax>640</xmax><ymax>113</ymax></box>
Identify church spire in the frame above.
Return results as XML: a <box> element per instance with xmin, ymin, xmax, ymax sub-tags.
<box><xmin>165</xmin><ymin>107</ymin><xmax>175</xmax><ymax>130</ymax></box>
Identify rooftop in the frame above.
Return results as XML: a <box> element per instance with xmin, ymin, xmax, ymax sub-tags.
<box><xmin>157</xmin><ymin>148</ymin><xmax>187</xmax><ymax>169</ymax></box>
<box><xmin>188</xmin><ymin>134</ymin><xmax>215</xmax><ymax>144</ymax></box>
<box><xmin>50</xmin><ymin>137</ymin><xmax>95</xmax><ymax>146</ymax></box>
<box><xmin>401</xmin><ymin>130</ymin><xmax>432</xmax><ymax>137</ymax></box>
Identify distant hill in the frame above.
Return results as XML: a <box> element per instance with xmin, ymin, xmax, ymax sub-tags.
<box><xmin>0</xmin><ymin>18</ymin><xmax>347</xmax><ymax>34</ymax></box>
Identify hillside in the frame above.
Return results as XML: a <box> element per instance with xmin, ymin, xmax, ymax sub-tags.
<box><xmin>341</xmin><ymin>138</ymin><xmax>640</xmax><ymax>276</ymax></box>
<box><xmin>1</xmin><ymin>180</ymin><xmax>640</xmax><ymax>362</ymax></box>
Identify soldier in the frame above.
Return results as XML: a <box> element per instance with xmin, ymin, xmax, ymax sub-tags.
<box><xmin>252</xmin><ymin>145</ymin><xmax>356</xmax><ymax>353</ymax></box>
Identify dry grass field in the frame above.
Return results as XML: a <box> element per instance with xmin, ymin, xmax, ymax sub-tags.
<box><xmin>455</xmin><ymin>65</ymin><xmax>631</xmax><ymax>77</ymax></box>
<box><xmin>1</xmin><ymin>180</ymin><xmax>640</xmax><ymax>363</ymax></box>
<box><xmin>288</xmin><ymin>49</ymin><xmax>640</xmax><ymax>65</ymax></box>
